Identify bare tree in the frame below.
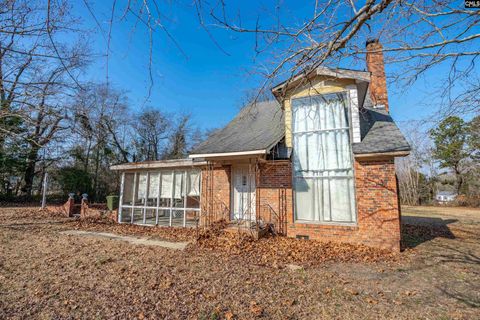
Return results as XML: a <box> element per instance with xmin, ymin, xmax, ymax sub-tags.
<box><xmin>193</xmin><ymin>0</ymin><xmax>480</xmax><ymax>115</ymax></box>
<box><xmin>71</xmin><ymin>83</ymin><xmax>130</xmax><ymax>200</ymax></box>
<box><xmin>0</xmin><ymin>0</ymin><xmax>89</xmax><ymax>196</ymax></box>
<box><xmin>163</xmin><ymin>114</ymin><xmax>195</xmax><ymax>160</ymax></box>
<box><xmin>396</xmin><ymin>122</ymin><xmax>435</xmax><ymax>205</ymax></box>
<box><xmin>133</xmin><ymin>108</ymin><xmax>169</xmax><ymax>161</ymax></box>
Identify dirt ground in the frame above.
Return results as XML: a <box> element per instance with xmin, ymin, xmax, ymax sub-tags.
<box><xmin>0</xmin><ymin>206</ymin><xmax>479</xmax><ymax>319</ymax></box>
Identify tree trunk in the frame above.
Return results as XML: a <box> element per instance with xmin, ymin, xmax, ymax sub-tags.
<box><xmin>455</xmin><ymin>165</ymin><xmax>463</xmax><ymax>195</ymax></box>
<box><xmin>21</xmin><ymin>146</ymin><xmax>39</xmax><ymax>197</ymax></box>
<box><xmin>93</xmin><ymin>145</ymin><xmax>101</xmax><ymax>202</ymax></box>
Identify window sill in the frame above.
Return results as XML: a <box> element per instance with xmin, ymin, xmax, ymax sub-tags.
<box><xmin>294</xmin><ymin>220</ymin><xmax>358</xmax><ymax>227</ymax></box>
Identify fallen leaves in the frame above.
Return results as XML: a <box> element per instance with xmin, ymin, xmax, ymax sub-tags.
<box><xmin>224</xmin><ymin>310</ymin><xmax>235</xmax><ymax>320</ymax></box>
<box><xmin>195</xmin><ymin>231</ymin><xmax>397</xmax><ymax>268</ymax></box>
<box><xmin>404</xmin><ymin>290</ymin><xmax>417</xmax><ymax>297</ymax></box>
<box><xmin>2</xmin><ymin>206</ymin><xmax>480</xmax><ymax>319</ymax></box>
<box><xmin>249</xmin><ymin>301</ymin><xmax>263</xmax><ymax>317</ymax></box>
<box><xmin>71</xmin><ymin>217</ymin><xmax>197</xmax><ymax>242</ymax></box>
<box><xmin>346</xmin><ymin>288</ymin><xmax>359</xmax><ymax>296</ymax></box>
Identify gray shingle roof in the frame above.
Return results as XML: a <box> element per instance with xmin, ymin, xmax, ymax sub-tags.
<box><xmin>190</xmin><ymin>91</ymin><xmax>409</xmax><ymax>157</ymax></box>
<box><xmin>353</xmin><ymin>105</ymin><xmax>410</xmax><ymax>154</ymax></box>
<box><xmin>190</xmin><ymin>100</ymin><xmax>284</xmax><ymax>155</ymax></box>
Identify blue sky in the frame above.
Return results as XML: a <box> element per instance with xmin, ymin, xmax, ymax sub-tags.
<box><xmin>74</xmin><ymin>1</ymin><xmax>461</xmax><ymax>133</ymax></box>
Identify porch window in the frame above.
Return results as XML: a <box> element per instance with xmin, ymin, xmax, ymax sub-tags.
<box><xmin>118</xmin><ymin>169</ymin><xmax>201</xmax><ymax>227</ymax></box>
<box><xmin>292</xmin><ymin>93</ymin><xmax>356</xmax><ymax>223</ymax></box>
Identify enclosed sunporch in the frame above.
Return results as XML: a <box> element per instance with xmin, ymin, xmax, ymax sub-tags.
<box><xmin>113</xmin><ymin>160</ymin><xmax>205</xmax><ymax>228</ymax></box>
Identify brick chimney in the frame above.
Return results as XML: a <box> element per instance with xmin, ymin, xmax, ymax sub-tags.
<box><xmin>366</xmin><ymin>39</ymin><xmax>389</xmax><ymax>112</ymax></box>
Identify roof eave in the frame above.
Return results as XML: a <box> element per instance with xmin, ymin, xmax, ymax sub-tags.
<box><xmin>271</xmin><ymin>67</ymin><xmax>371</xmax><ymax>99</ymax></box>
<box><xmin>189</xmin><ymin>149</ymin><xmax>267</xmax><ymax>159</ymax></box>
<box><xmin>354</xmin><ymin>150</ymin><xmax>410</xmax><ymax>159</ymax></box>
<box><xmin>110</xmin><ymin>160</ymin><xmax>207</xmax><ymax>171</ymax></box>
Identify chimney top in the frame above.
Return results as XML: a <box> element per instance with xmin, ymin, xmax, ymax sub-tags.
<box><xmin>365</xmin><ymin>39</ymin><xmax>389</xmax><ymax>112</ymax></box>
<box><xmin>366</xmin><ymin>38</ymin><xmax>380</xmax><ymax>47</ymax></box>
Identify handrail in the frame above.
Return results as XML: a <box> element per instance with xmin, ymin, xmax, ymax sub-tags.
<box><xmin>262</xmin><ymin>203</ymin><xmax>286</xmax><ymax>235</ymax></box>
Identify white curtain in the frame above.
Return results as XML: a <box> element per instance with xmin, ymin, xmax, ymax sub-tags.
<box><xmin>293</xmin><ymin>93</ymin><xmax>356</xmax><ymax>223</ymax></box>
<box><xmin>160</xmin><ymin>171</ymin><xmax>173</xmax><ymax>198</ymax></box>
<box><xmin>148</xmin><ymin>173</ymin><xmax>160</xmax><ymax>198</ymax></box>
<box><xmin>174</xmin><ymin>171</ymin><xmax>184</xmax><ymax>199</ymax></box>
<box><xmin>187</xmin><ymin>170</ymin><xmax>201</xmax><ymax>196</ymax></box>
<box><xmin>137</xmin><ymin>173</ymin><xmax>148</xmax><ymax>200</ymax></box>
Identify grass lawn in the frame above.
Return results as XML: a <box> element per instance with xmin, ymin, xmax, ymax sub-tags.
<box><xmin>0</xmin><ymin>205</ymin><xmax>479</xmax><ymax>319</ymax></box>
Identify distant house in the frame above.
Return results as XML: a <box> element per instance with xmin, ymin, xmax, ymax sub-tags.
<box><xmin>110</xmin><ymin>39</ymin><xmax>410</xmax><ymax>251</ymax></box>
<box><xmin>435</xmin><ymin>191</ymin><xmax>457</xmax><ymax>203</ymax></box>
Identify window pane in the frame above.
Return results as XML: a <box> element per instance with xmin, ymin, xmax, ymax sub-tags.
<box><xmin>330</xmin><ymin>177</ymin><xmax>356</xmax><ymax>222</ymax></box>
<box><xmin>160</xmin><ymin>171</ymin><xmax>173</xmax><ymax>199</ymax></box>
<box><xmin>185</xmin><ymin>210</ymin><xmax>199</xmax><ymax>227</ymax></box>
<box><xmin>135</xmin><ymin>173</ymin><xmax>147</xmax><ymax>205</ymax></box>
<box><xmin>148</xmin><ymin>173</ymin><xmax>160</xmax><ymax>206</ymax></box>
<box><xmin>187</xmin><ymin>196</ymin><xmax>200</xmax><ymax>209</ymax></box>
<box><xmin>294</xmin><ymin>177</ymin><xmax>313</xmax><ymax>221</ymax></box>
<box><xmin>132</xmin><ymin>208</ymin><xmax>143</xmax><ymax>223</ymax></box>
<box><xmin>119</xmin><ymin>207</ymin><xmax>132</xmax><ymax>222</ymax></box>
<box><xmin>171</xmin><ymin>210</ymin><xmax>184</xmax><ymax>227</ymax></box>
<box><xmin>187</xmin><ymin>170</ymin><xmax>201</xmax><ymax>196</ymax></box>
<box><xmin>144</xmin><ymin>208</ymin><xmax>156</xmax><ymax>225</ymax></box>
<box><xmin>174</xmin><ymin>171</ymin><xmax>184</xmax><ymax>200</ymax></box>
<box><xmin>157</xmin><ymin>209</ymin><xmax>170</xmax><ymax>226</ymax></box>
<box><xmin>122</xmin><ymin>173</ymin><xmax>134</xmax><ymax>205</ymax></box>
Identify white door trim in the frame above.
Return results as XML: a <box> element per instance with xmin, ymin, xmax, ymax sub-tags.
<box><xmin>231</xmin><ymin>164</ymin><xmax>256</xmax><ymax>221</ymax></box>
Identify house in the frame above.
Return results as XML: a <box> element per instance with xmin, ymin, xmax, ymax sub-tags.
<box><xmin>435</xmin><ymin>191</ymin><xmax>457</xmax><ymax>203</ymax></box>
<box><xmin>110</xmin><ymin>39</ymin><xmax>410</xmax><ymax>251</ymax></box>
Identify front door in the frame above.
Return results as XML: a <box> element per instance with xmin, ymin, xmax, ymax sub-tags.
<box><xmin>232</xmin><ymin>165</ymin><xmax>256</xmax><ymax>221</ymax></box>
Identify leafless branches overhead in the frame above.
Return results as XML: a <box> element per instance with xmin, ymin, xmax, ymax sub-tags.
<box><xmin>194</xmin><ymin>0</ymin><xmax>479</xmax><ymax>115</ymax></box>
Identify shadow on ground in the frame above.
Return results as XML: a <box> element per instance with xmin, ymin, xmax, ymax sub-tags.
<box><xmin>401</xmin><ymin>216</ymin><xmax>457</xmax><ymax>250</ymax></box>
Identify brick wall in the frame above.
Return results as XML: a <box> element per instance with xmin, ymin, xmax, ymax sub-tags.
<box><xmin>286</xmin><ymin>158</ymin><xmax>400</xmax><ymax>251</ymax></box>
<box><xmin>200</xmin><ymin>165</ymin><xmax>231</xmax><ymax>224</ymax></box>
<box><xmin>257</xmin><ymin>161</ymin><xmax>293</xmax><ymax>235</ymax></box>
<box><xmin>199</xmin><ymin>158</ymin><xmax>401</xmax><ymax>251</ymax></box>
<box><xmin>366</xmin><ymin>39</ymin><xmax>389</xmax><ymax>111</ymax></box>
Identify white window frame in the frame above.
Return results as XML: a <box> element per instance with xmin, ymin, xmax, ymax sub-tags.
<box><xmin>291</xmin><ymin>91</ymin><xmax>358</xmax><ymax>226</ymax></box>
<box><xmin>118</xmin><ymin>169</ymin><xmax>202</xmax><ymax>227</ymax></box>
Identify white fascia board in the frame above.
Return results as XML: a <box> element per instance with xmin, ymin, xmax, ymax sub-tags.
<box><xmin>189</xmin><ymin>149</ymin><xmax>267</xmax><ymax>159</ymax></box>
<box><xmin>110</xmin><ymin>160</ymin><xmax>207</xmax><ymax>171</ymax></box>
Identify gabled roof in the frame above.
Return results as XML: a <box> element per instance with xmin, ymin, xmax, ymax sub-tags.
<box><xmin>272</xmin><ymin>66</ymin><xmax>370</xmax><ymax>97</ymax></box>
<box><xmin>189</xmin><ymin>100</ymin><xmax>284</xmax><ymax>157</ymax></box>
<box><xmin>189</xmin><ymin>70</ymin><xmax>409</xmax><ymax>158</ymax></box>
